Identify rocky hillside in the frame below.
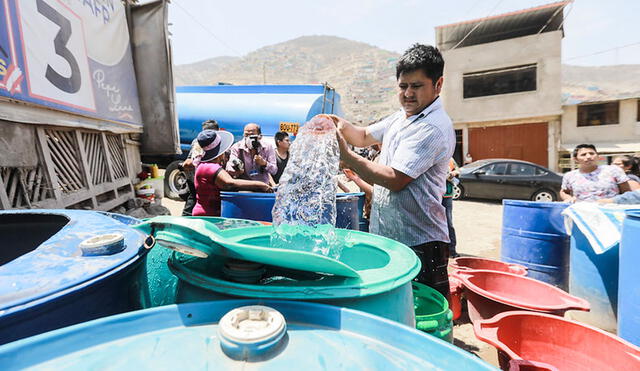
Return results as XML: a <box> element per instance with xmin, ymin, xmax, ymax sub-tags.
<box><xmin>173</xmin><ymin>35</ymin><xmax>401</xmax><ymax>124</ymax></box>
<box><xmin>173</xmin><ymin>36</ymin><xmax>640</xmax><ymax>121</ymax></box>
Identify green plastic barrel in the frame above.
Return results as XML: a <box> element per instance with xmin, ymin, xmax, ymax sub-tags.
<box><xmin>413</xmin><ymin>282</ymin><xmax>454</xmax><ymax>343</ymax></box>
<box><xmin>134</xmin><ymin>216</ymin><xmax>421</xmax><ymax>326</ymax></box>
<box><xmin>141</xmin><ymin>217</ymin><xmax>265</xmax><ymax>308</ymax></box>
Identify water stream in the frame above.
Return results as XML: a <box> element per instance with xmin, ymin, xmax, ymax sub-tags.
<box><xmin>271</xmin><ymin>116</ymin><xmax>343</xmax><ymax>258</ymax></box>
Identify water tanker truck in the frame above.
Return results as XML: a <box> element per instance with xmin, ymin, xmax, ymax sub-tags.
<box><xmin>146</xmin><ymin>84</ymin><xmax>343</xmax><ymax>199</ymax></box>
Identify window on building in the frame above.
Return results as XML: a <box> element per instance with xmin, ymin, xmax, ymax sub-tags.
<box><xmin>577</xmin><ymin>102</ymin><xmax>619</xmax><ymax>127</ymax></box>
<box><xmin>637</xmin><ymin>99</ymin><xmax>640</xmax><ymax>122</ymax></box>
<box><xmin>463</xmin><ymin>64</ymin><xmax>537</xmax><ymax>99</ymax></box>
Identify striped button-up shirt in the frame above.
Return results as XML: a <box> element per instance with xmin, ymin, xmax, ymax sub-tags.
<box><xmin>368</xmin><ymin>97</ymin><xmax>455</xmax><ymax>246</ymax></box>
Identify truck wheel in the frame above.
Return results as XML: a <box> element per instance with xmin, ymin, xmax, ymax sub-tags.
<box><xmin>165</xmin><ymin>161</ymin><xmax>189</xmax><ymax>200</ymax></box>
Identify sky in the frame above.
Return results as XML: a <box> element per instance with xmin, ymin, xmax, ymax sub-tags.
<box><xmin>167</xmin><ymin>0</ymin><xmax>640</xmax><ymax>66</ymax></box>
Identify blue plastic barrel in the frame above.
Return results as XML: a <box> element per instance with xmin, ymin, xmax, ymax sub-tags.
<box><xmin>0</xmin><ymin>210</ymin><xmax>149</xmax><ymax>345</ymax></box>
<box><xmin>501</xmin><ymin>200</ymin><xmax>570</xmax><ymax>289</ymax></box>
<box><xmin>340</xmin><ymin>191</ymin><xmax>368</xmax><ymax>231</ymax></box>
<box><xmin>221</xmin><ymin>191</ymin><xmax>360</xmax><ymax>229</ymax></box>
<box><xmin>569</xmin><ymin>218</ymin><xmax>619</xmax><ymax>332</ymax></box>
<box><xmin>0</xmin><ymin>300</ymin><xmax>495</xmax><ymax>370</ymax></box>
<box><xmin>618</xmin><ymin>209</ymin><xmax>640</xmax><ymax>345</ymax></box>
<box><xmin>220</xmin><ymin>192</ymin><xmax>275</xmax><ymax>222</ymax></box>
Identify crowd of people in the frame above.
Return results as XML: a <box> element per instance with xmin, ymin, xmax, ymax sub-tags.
<box><xmin>175</xmin><ymin>44</ymin><xmax>456</xmax><ymax>298</ymax></box>
<box><xmin>175</xmin><ymin>42</ymin><xmax>639</xmax><ymax>300</ymax></box>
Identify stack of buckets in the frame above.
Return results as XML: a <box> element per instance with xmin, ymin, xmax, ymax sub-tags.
<box><xmin>444</xmin><ymin>199</ymin><xmax>640</xmax><ymax>370</ymax></box>
<box><xmin>412</xmin><ymin>282</ymin><xmax>453</xmax><ymax>343</ymax></box>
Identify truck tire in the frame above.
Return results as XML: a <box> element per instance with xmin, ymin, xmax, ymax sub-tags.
<box><xmin>164</xmin><ymin>160</ymin><xmax>189</xmax><ymax>200</ymax></box>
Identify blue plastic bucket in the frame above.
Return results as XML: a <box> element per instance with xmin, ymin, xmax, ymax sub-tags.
<box><xmin>618</xmin><ymin>209</ymin><xmax>640</xmax><ymax>345</ymax></box>
<box><xmin>501</xmin><ymin>200</ymin><xmax>570</xmax><ymax>289</ymax></box>
<box><xmin>569</xmin><ymin>220</ymin><xmax>619</xmax><ymax>332</ymax></box>
<box><xmin>221</xmin><ymin>191</ymin><xmax>360</xmax><ymax>229</ymax></box>
<box><xmin>0</xmin><ymin>300</ymin><xmax>495</xmax><ymax>370</ymax></box>
<box><xmin>0</xmin><ymin>210</ymin><xmax>149</xmax><ymax>345</ymax></box>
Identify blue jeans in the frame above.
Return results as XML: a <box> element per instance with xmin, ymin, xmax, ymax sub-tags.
<box><xmin>442</xmin><ymin>196</ymin><xmax>457</xmax><ymax>255</ymax></box>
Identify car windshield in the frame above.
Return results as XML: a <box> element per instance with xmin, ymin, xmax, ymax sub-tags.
<box><xmin>460</xmin><ymin>160</ymin><xmax>493</xmax><ymax>174</ymax></box>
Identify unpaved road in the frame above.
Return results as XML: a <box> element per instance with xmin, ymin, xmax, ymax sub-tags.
<box><xmin>162</xmin><ymin>196</ymin><xmax>503</xmax><ymax>366</ymax></box>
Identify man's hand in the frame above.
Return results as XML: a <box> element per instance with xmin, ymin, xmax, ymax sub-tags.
<box><xmin>326</xmin><ymin>114</ymin><xmax>348</xmax><ymax>131</ymax></box>
<box><xmin>254</xmin><ymin>154</ymin><xmax>267</xmax><ymax>167</ymax></box>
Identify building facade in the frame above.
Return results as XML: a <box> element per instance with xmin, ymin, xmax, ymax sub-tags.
<box><xmin>559</xmin><ymin>97</ymin><xmax>640</xmax><ymax>170</ymax></box>
<box><xmin>437</xmin><ymin>1</ymin><xmax>568</xmax><ymax>171</ymax></box>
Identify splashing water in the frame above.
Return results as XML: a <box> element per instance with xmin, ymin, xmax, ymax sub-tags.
<box><xmin>271</xmin><ymin>115</ymin><xmax>343</xmax><ymax>258</ymax></box>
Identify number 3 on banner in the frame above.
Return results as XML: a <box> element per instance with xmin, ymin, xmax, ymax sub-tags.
<box><xmin>17</xmin><ymin>0</ymin><xmax>95</xmax><ymax>111</ymax></box>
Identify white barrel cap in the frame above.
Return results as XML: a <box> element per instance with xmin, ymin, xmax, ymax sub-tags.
<box><xmin>79</xmin><ymin>233</ymin><xmax>125</xmax><ymax>256</ymax></box>
<box><xmin>219</xmin><ymin>305</ymin><xmax>286</xmax><ymax>343</ymax></box>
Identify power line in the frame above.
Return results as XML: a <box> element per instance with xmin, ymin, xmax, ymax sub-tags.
<box><xmin>451</xmin><ymin>0</ymin><xmax>505</xmax><ymax>50</ymax></box>
<box><xmin>565</xmin><ymin>41</ymin><xmax>640</xmax><ymax>61</ymax></box>
<box><xmin>553</xmin><ymin>0</ymin><xmax>574</xmax><ymax>32</ymax></box>
<box><xmin>537</xmin><ymin>1</ymin><xmax>569</xmax><ymax>34</ymax></box>
<box><xmin>171</xmin><ymin>2</ymin><xmax>241</xmax><ymax>56</ymax></box>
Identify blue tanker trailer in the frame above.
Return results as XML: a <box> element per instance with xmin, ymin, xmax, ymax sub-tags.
<box><xmin>146</xmin><ymin>84</ymin><xmax>343</xmax><ymax>199</ymax></box>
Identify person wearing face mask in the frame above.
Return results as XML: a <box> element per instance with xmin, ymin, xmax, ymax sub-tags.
<box><xmin>327</xmin><ymin>43</ymin><xmax>455</xmax><ymax>299</ymax></box>
<box><xmin>226</xmin><ymin>123</ymin><xmax>277</xmax><ymax>185</ymax></box>
<box><xmin>560</xmin><ymin>144</ymin><xmax>631</xmax><ymax>203</ymax></box>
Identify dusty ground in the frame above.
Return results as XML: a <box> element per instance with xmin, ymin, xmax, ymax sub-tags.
<box><xmin>162</xmin><ymin>196</ymin><xmax>503</xmax><ymax>366</ymax></box>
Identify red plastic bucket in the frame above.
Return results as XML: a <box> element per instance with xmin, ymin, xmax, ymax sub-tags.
<box><xmin>474</xmin><ymin>311</ymin><xmax>640</xmax><ymax>371</ymax></box>
<box><xmin>450</xmin><ymin>257</ymin><xmax>527</xmax><ymax>276</ymax></box>
<box><xmin>452</xmin><ymin>270</ymin><xmax>589</xmax><ymax>323</ymax></box>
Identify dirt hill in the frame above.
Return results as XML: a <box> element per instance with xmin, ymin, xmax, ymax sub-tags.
<box><xmin>173</xmin><ymin>35</ymin><xmax>401</xmax><ymax>124</ymax></box>
<box><xmin>174</xmin><ymin>36</ymin><xmax>640</xmax><ymax>121</ymax></box>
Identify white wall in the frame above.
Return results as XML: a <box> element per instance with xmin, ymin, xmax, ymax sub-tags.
<box><xmin>441</xmin><ymin>31</ymin><xmax>563</xmax><ymax>123</ymax></box>
<box><xmin>561</xmin><ymin>99</ymin><xmax>640</xmax><ymax>143</ymax></box>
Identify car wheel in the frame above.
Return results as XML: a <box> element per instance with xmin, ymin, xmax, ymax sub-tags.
<box><xmin>531</xmin><ymin>189</ymin><xmax>556</xmax><ymax>202</ymax></box>
<box><xmin>452</xmin><ymin>184</ymin><xmax>464</xmax><ymax>200</ymax></box>
<box><xmin>164</xmin><ymin>161</ymin><xmax>190</xmax><ymax>200</ymax></box>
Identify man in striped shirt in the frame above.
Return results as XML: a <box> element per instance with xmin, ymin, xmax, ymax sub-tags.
<box><xmin>331</xmin><ymin>44</ymin><xmax>455</xmax><ymax>298</ymax></box>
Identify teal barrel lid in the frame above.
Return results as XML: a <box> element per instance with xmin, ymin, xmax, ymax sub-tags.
<box><xmin>0</xmin><ymin>210</ymin><xmax>147</xmax><ymax>314</ymax></box>
<box><xmin>135</xmin><ymin>216</ymin><xmax>420</xmax><ymax>299</ymax></box>
<box><xmin>0</xmin><ymin>300</ymin><xmax>496</xmax><ymax>370</ymax></box>
<box><xmin>135</xmin><ymin>216</ymin><xmax>360</xmax><ymax>277</ymax></box>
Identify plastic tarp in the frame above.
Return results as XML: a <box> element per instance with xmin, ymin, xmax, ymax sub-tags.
<box><xmin>130</xmin><ymin>0</ymin><xmax>180</xmax><ymax>155</ymax></box>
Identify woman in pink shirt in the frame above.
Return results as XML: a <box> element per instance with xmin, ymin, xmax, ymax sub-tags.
<box><xmin>192</xmin><ymin>130</ymin><xmax>272</xmax><ymax>216</ymax></box>
<box><xmin>560</xmin><ymin>144</ymin><xmax>631</xmax><ymax>203</ymax></box>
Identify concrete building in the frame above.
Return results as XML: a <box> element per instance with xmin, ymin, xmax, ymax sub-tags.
<box><xmin>437</xmin><ymin>1</ymin><xmax>569</xmax><ymax>170</ymax></box>
<box><xmin>559</xmin><ymin>96</ymin><xmax>640</xmax><ymax>171</ymax></box>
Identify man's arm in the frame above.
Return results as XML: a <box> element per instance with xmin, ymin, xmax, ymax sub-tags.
<box><xmin>328</xmin><ymin>115</ymin><xmax>379</xmax><ymax>148</ymax></box>
<box><xmin>338</xmin><ymin>134</ymin><xmax>412</xmax><ymax>192</ymax></box>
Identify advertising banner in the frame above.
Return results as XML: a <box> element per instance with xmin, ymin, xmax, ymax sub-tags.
<box><xmin>0</xmin><ymin>0</ymin><xmax>142</xmax><ymax>125</ymax></box>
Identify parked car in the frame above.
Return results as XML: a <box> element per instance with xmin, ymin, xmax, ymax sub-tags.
<box><xmin>453</xmin><ymin>159</ymin><xmax>562</xmax><ymax>202</ymax></box>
